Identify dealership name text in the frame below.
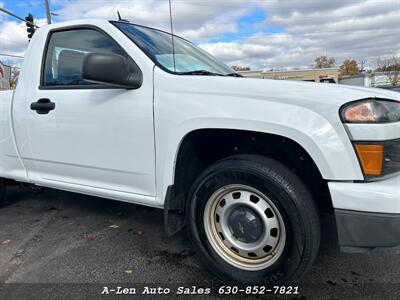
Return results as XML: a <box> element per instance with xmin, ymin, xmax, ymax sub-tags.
<box><xmin>101</xmin><ymin>286</ymin><xmax>211</xmax><ymax>295</ymax></box>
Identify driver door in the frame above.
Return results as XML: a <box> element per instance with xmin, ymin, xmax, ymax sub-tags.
<box><xmin>14</xmin><ymin>27</ymin><xmax>156</xmax><ymax>201</ymax></box>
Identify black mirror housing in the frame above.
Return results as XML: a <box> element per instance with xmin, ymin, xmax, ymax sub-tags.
<box><xmin>82</xmin><ymin>53</ymin><xmax>143</xmax><ymax>89</ymax></box>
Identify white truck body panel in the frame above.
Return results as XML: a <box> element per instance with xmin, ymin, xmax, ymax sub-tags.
<box><xmin>0</xmin><ymin>19</ymin><xmax>399</xmax><ymax>216</ymax></box>
<box><xmin>329</xmin><ymin>174</ymin><xmax>400</xmax><ymax>214</ymax></box>
<box><xmin>0</xmin><ymin>90</ymin><xmax>28</xmax><ymax>181</ymax></box>
<box><xmin>346</xmin><ymin>122</ymin><xmax>400</xmax><ymax>141</ymax></box>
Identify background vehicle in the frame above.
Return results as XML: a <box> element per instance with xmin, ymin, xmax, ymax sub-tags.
<box><xmin>1</xmin><ymin>19</ymin><xmax>399</xmax><ymax>284</ymax></box>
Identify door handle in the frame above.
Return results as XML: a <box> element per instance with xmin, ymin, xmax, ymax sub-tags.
<box><xmin>31</xmin><ymin>98</ymin><xmax>56</xmax><ymax>114</ymax></box>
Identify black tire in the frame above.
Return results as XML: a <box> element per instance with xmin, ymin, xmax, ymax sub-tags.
<box><xmin>0</xmin><ymin>179</ymin><xmax>6</xmax><ymax>206</ymax></box>
<box><xmin>186</xmin><ymin>155</ymin><xmax>320</xmax><ymax>284</ymax></box>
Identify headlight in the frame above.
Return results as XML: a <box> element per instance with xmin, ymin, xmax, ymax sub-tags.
<box><xmin>340</xmin><ymin>99</ymin><xmax>400</xmax><ymax>123</ymax></box>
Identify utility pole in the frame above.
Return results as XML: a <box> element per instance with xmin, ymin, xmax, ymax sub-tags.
<box><xmin>45</xmin><ymin>0</ymin><xmax>51</xmax><ymax>24</ymax></box>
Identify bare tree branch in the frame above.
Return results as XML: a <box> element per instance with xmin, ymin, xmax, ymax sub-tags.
<box><xmin>376</xmin><ymin>55</ymin><xmax>400</xmax><ymax>86</ymax></box>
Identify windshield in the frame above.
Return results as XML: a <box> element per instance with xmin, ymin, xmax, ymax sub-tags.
<box><xmin>113</xmin><ymin>22</ymin><xmax>235</xmax><ymax>76</ymax></box>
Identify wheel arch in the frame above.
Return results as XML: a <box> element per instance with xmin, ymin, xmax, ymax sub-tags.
<box><xmin>162</xmin><ymin>127</ymin><xmax>338</xmax><ymax>236</ymax></box>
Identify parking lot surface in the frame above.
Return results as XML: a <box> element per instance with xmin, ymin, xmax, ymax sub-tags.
<box><xmin>0</xmin><ymin>186</ymin><xmax>399</xmax><ymax>299</ymax></box>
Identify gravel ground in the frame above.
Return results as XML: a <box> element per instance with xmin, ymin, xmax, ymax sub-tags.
<box><xmin>0</xmin><ymin>186</ymin><xmax>399</xmax><ymax>299</ymax></box>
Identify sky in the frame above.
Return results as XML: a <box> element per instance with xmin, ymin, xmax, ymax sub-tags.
<box><xmin>1</xmin><ymin>0</ymin><xmax>399</xmax><ymax>70</ymax></box>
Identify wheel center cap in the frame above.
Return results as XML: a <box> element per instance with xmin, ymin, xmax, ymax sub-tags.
<box><xmin>227</xmin><ymin>206</ymin><xmax>264</xmax><ymax>243</ymax></box>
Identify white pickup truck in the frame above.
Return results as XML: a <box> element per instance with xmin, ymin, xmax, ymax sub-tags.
<box><xmin>1</xmin><ymin>19</ymin><xmax>399</xmax><ymax>284</ymax></box>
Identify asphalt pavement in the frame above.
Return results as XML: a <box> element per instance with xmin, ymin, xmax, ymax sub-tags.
<box><xmin>0</xmin><ymin>186</ymin><xmax>399</xmax><ymax>299</ymax></box>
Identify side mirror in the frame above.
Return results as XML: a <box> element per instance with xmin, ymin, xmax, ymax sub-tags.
<box><xmin>82</xmin><ymin>53</ymin><xmax>143</xmax><ymax>89</ymax></box>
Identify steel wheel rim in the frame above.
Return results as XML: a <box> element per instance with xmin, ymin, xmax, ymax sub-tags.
<box><xmin>203</xmin><ymin>184</ymin><xmax>286</xmax><ymax>271</ymax></box>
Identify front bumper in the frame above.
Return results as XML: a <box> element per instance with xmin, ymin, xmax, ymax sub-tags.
<box><xmin>335</xmin><ymin>209</ymin><xmax>400</xmax><ymax>248</ymax></box>
<box><xmin>329</xmin><ymin>174</ymin><xmax>400</xmax><ymax>249</ymax></box>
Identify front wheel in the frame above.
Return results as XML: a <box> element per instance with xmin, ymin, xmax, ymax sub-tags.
<box><xmin>187</xmin><ymin>155</ymin><xmax>320</xmax><ymax>284</ymax></box>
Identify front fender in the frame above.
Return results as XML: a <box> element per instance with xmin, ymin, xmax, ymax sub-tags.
<box><xmin>153</xmin><ymin>69</ymin><xmax>363</xmax><ymax>206</ymax></box>
<box><xmin>155</xmin><ymin>114</ymin><xmax>362</xmax><ymax>206</ymax></box>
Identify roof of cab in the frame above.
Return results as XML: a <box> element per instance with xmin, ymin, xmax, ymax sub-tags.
<box><xmin>35</xmin><ymin>18</ymin><xmax>174</xmax><ymax>37</ymax></box>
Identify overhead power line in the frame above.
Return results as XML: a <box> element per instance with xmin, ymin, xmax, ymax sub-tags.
<box><xmin>0</xmin><ymin>53</ymin><xmax>25</xmax><ymax>59</ymax></box>
<box><xmin>0</xmin><ymin>7</ymin><xmax>39</xmax><ymax>28</ymax></box>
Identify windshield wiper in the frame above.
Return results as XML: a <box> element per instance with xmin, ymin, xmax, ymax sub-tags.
<box><xmin>224</xmin><ymin>73</ymin><xmax>243</xmax><ymax>77</ymax></box>
<box><xmin>177</xmin><ymin>70</ymin><xmax>243</xmax><ymax>77</ymax></box>
<box><xmin>177</xmin><ymin>70</ymin><xmax>224</xmax><ymax>76</ymax></box>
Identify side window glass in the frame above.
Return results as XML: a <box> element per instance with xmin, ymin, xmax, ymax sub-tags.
<box><xmin>42</xmin><ymin>28</ymin><xmax>125</xmax><ymax>87</ymax></box>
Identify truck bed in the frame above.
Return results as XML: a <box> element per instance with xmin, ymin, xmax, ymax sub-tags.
<box><xmin>0</xmin><ymin>90</ymin><xmax>17</xmax><ymax>178</ymax></box>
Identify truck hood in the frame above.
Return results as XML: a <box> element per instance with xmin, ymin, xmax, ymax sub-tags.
<box><xmin>157</xmin><ymin>68</ymin><xmax>400</xmax><ymax>125</ymax></box>
<box><xmin>181</xmin><ymin>76</ymin><xmax>400</xmax><ymax>121</ymax></box>
<box><xmin>213</xmin><ymin>77</ymin><xmax>400</xmax><ymax>108</ymax></box>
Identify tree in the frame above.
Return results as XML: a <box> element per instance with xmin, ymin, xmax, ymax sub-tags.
<box><xmin>340</xmin><ymin>59</ymin><xmax>359</xmax><ymax>76</ymax></box>
<box><xmin>376</xmin><ymin>55</ymin><xmax>400</xmax><ymax>86</ymax></box>
<box><xmin>231</xmin><ymin>65</ymin><xmax>250</xmax><ymax>71</ymax></box>
<box><xmin>314</xmin><ymin>56</ymin><xmax>336</xmax><ymax>69</ymax></box>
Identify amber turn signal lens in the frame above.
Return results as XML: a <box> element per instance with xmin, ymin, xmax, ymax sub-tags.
<box><xmin>355</xmin><ymin>144</ymin><xmax>384</xmax><ymax>176</ymax></box>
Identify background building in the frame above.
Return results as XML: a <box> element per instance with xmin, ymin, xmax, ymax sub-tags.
<box><xmin>239</xmin><ymin>68</ymin><xmax>340</xmax><ymax>83</ymax></box>
<box><xmin>339</xmin><ymin>72</ymin><xmax>400</xmax><ymax>92</ymax></box>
